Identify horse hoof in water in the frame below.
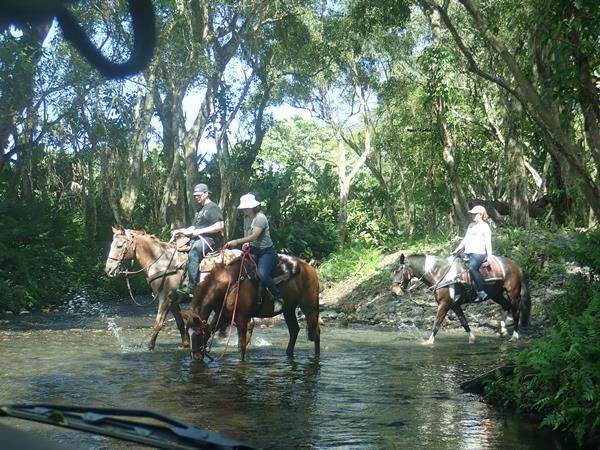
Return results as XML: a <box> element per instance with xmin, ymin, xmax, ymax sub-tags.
<box><xmin>422</xmin><ymin>337</ymin><xmax>435</xmax><ymax>346</ymax></box>
<box><xmin>468</xmin><ymin>332</ymin><xmax>476</xmax><ymax>344</ymax></box>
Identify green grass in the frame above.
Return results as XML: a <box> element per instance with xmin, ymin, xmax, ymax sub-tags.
<box><xmin>317</xmin><ymin>243</ymin><xmax>383</xmax><ymax>284</ymax></box>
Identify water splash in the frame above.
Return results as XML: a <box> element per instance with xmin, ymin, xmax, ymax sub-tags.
<box><xmin>62</xmin><ymin>292</ymin><xmax>141</xmax><ymax>352</ymax></box>
<box><xmin>396</xmin><ymin>319</ymin><xmax>425</xmax><ymax>342</ymax></box>
<box><xmin>252</xmin><ymin>336</ymin><xmax>273</xmax><ymax>347</ymax></box>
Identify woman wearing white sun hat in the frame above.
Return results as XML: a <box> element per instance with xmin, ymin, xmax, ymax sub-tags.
<box><xmin>226</xmin><ymin>193</ymin><xmax>284</xmax><ymax>312</ymax></box>
<box><xmin>452</xmin><ymin>205</ymin><xmax>493</xmax><ymax>303</ymax></box>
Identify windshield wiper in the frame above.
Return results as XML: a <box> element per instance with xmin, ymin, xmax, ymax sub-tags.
<box><xmin>0</xmin><ymin>404</ymin><xmax>254</xmax><ymax>449</ymax></box>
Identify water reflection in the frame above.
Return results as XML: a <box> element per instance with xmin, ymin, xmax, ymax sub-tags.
<box><xmin>0</xmin><ymin>299</ymin><xmax>569</xmax><ymax>449</ymax></box>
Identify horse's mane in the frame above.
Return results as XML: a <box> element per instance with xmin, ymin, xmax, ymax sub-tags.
<box><xmin>127</xmin><ymin>228</ymin><xmax>174</xmax><ymax>249</ymax></box>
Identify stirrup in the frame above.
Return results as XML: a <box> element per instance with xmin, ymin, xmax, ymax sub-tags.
<box><xmin>473</xmin><ymin>291</ymin><xmax>488</xmax><ymax>303</ymax></box>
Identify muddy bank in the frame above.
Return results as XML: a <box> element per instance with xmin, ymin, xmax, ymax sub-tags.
<box><xmin>318</xmin><ymin>251</ymin><xmax>567</xmax><ymax>339</ymax></box>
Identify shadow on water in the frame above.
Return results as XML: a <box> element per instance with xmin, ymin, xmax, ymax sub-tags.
<box><xmin>0</xmin><ymin>296</ymin><xmax>575</xmax><ymax>449</ymax></box>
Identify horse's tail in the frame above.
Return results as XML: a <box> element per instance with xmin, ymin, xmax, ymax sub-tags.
<box><xmin>520</xmin><ymin>273</ymin><xmax>531</xmax><ymax>327</ymax></box>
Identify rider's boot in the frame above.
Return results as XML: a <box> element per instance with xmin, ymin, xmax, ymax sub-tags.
<box><xmin>473</xmin><ymin>290</ymin><xmax>489</xmax><ymax>303</ymax></box>
<box><xmin>176</xmin><ymin>285</ymin><xmax>194</xmax><ymax>301</ymax></box>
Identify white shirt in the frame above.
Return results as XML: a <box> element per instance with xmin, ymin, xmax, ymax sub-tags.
<box><xmin>457</xmin><ymin>221</ymin><xmax>492</xmax><ymax>256</ymax></box>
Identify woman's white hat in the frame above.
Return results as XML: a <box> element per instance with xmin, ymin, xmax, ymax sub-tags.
<box><xmin>468</xmin><ymin>205</ymin><xmax>486</xmax><ymax>214</ymax></box>
<box><xmin>237</xmin><ymin>193</ymin><xmax>261</xmax><ymax>209</ymax></box>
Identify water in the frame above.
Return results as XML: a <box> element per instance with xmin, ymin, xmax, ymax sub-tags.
<box><xmin>0</xmin><ymin>296</ymin><xmax>567</xmax><ymax>449</ymax></box>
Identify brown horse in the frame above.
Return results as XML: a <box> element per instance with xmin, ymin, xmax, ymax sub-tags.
<box><xmin>186</xmin><ymin>252</ymin><xmax>321</xmax><ymax>361</ymax></box>
<box><xmin>105</xmin><ymin>227</ymin><xmax>190</xmax><ymax>350</ymax></box>
<box><xmin>391</xmin><ymin>253</ymin><xmax>531</xmax><ymax>344</ymax></box>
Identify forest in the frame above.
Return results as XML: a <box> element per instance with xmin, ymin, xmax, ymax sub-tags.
<box><xmin>1</xmin><ymin>0</ymin><xmax>599</xmax><ymax>446</ymax></box>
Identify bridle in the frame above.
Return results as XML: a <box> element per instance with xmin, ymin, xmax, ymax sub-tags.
<box><xmin>188</xmin><ymin>311</ymin><xmax>207</xmax><ymax>354</ymax></box>
<box><xmin>107</xmin><ymin>230</ymin><xmax>179</xmax><ymax>306</ymax></box>
<box><xmin>395</xmin><ymin>263</ymin><xmax>425</xmax><ymax>294</ymax></box>
<box><xmin>107</xmin><ymin>230</ymin><xmax>163</xmax><ymax>276</ymax></box>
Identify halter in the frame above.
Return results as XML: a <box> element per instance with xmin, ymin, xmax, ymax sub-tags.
<box><xmin>395</xmin><ymin>263</ymin><xmax>425</xmax><ymax>293</ymax></box>
<box><xmin>108</xmin><ymin>231</ymin><xmax>168</xmax><ymax>276</ymax></box>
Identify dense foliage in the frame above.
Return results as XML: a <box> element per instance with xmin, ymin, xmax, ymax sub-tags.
<box><xmin>484</xmin><ymin>230</ymin><xmax>600</xmax><ymax>446</ymax></box>
<box><xmin>0</xmin><ymin>199</ymin><xmax>111</xmax><ymax>311</ymax></box>
<box><xmin>1</xmin><ymin>1</ymin><xmax>599</xmax><ymax>440</ymax></box>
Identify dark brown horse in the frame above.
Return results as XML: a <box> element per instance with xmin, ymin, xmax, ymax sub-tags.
<box><xmin>391</xmin><ymin>253</ymin><xmax>531</xmax><ymax>344</ymax></box>
<box><xmin>186</xmin><ymin>252</ymin><xmax>321</xmax><ymax>361</ymax></box>
<box><xmin>105</xmin><ymin>227</ymin><xmax>190</xmax><ymax>350</ymax></box>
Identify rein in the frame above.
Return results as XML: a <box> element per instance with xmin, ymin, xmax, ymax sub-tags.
<box><xmin>428</xmin><ymin>254</ymin><xmax>460</xmax><ymax>292</ymax></box>
<box><xmin>217</xmin><ymin>247</ymin><xmax>254</xmax><ymax>360</ymax></box>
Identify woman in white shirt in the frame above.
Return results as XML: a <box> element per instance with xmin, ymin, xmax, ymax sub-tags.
<box><xmin>452</xmin><ymin>205</ymin><xmax>493</xmax><ymax>302</ymax></box>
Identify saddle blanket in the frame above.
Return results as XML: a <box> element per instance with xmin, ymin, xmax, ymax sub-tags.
<box><xmin>461</xmin><ymin>255</ymin><xmax>505</xmax><ymax>283</ymax></box>
<box><xmin>440</xmin><ymin>255</ymin><xmax>505</xmax><ymax>288</ymax></box>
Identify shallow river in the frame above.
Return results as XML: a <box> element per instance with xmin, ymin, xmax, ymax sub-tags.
<box><xmin>0</xmin><ymin>295</ymin><xmax>567</xmax><ymax>449</ymax></box>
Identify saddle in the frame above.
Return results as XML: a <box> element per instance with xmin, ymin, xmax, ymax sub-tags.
<box><xmin>238</xmin><ymin>253</ymin><xmax>301</xmax><ymax>285</ymax></box>
<box><xmin>175</xmin><ymin>236</ymin><xmax>192</xmax><ymax>252</ymax></box>
<box><xmin>199</xmin><ymin>249</ymin><xmax>243</xmax><ymax>273</ymax></box>
<box><xmin>236</xmin><ymin>254</ymin><xmax>302</xmax><ymax>311</ymax></box>
<box><xmin>459</xmin><ymin>255</ymin><xmax>505</xmax><ymax>284</ymax></box>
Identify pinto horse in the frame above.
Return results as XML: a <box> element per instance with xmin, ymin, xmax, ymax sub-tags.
<box><xmin>391</xmin><ymin>253</ymin><xmax>531</xmax><ymax>344</ymax></box>
<box><xmin>105</xmin><ymin>227</ymin><xmax>190</xmax><ymax>350</ymax></box>
<box><xmin>186</xmin><ymin>252</ymin><xmax>321</xmax><ymax>361</ymax></box>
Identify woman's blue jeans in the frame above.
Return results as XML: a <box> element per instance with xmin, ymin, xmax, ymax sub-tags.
<box><xmin>252</xmin><ymin>246</ymin><xmax>282</xmax><ymax>299</ymax></box>
<box><xmin>467</xmin><ymin>253</ymin><xmax>487</xmax><ymax>292</ymax></box>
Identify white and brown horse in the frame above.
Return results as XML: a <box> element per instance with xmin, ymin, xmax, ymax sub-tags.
<box><xmin>105</xmin><ymin>227</ymin><xmax>190</xmax><ymax>350</ymax></box>
<box><xmin>391</xmin><ymin>253</ymin><xmax>531</xmax><ymax>344</ymax></box>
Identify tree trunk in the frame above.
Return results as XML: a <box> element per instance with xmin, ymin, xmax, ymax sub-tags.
<box><xmin>337</xmin><ymin>135</ymin><xmax>350</xmax><ymax>245</ymax></box>
<box><xmin>425</xmin><ymin>0</ymin><xmax>600</xmax><ymax>217</ymax></box>
<box><xmin>118</xmin><ymin>66</ymin><xmax>157</xmax><ymax>223</ymax></box>
<box><xmin>426</xmin><ymin>6</ymin><xmax>469</xmax><ymax>229</ymax></box>
<box><xmin>503</xmin><ymin>95</ymin><xmax>529</xmax><ymax>226</ymax></box>
<box><xmin>0</xmin><ymin>21</ymin><xmax>52</xmax><ymax>174</ymax></box>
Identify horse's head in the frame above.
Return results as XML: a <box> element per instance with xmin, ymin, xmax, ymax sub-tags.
<box><xmin>391</xmin><ymin>253</ymin><xmax>413</xmax><ymax>296</ymax></box>
<box><xmin>104</xmin><ymin>227</ymin><xmax>136</xmax><ymax>277</ymax></box>
<box><xmin>185</xmin><ymin>311</ymin><xmax>207</xmax><ymax>361</ymax></box>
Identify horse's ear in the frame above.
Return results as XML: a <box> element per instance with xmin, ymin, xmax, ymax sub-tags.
<box><xmin>399</xmin><ymin>253</ymin><xmax>405</xmax><ymax>265</ymax></box>
<box><xmin>112</xmin><ymin>225</ymin><xmax>118</xmax><ymax>234</ymax></box>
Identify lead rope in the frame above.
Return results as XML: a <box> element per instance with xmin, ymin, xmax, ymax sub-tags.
<box><xmin>216</xmin><ymin>248</ymin><xmax>251</xmax><ymax>360</ymax></box>
<box><xmin>204</xmin><ymin>245</ymin><xmax>243</xmax><ymax>358</ymax></box>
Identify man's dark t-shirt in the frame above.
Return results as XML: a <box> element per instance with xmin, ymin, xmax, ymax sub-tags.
<box><xmin>192</xmin><ymin>200</ymin><xmax>223</xmax><ymax>245</ymax></box>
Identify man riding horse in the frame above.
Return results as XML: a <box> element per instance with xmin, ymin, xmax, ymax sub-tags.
<box><xmin>172</xmin><ymin>183</ymin><xmax>224</xmax><ymax>298</ymax></box>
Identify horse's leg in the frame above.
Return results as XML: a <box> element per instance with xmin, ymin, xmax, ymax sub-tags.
<box><xmin>499</xmin><ymin>309</ymin><xmax>509</xmax><ymax>338</ymax></box>
<box><xmin>297</xmin><ymin>265</ymin><xmax>321</xmax><ymax>356</ymax></box>
<box><xmin>283</xmin><ymin>309</ymin><xmax>300</xmax><ymax>357</ymax></box>
<box><xmin>425</xmin><ymin>298</ymin><xmax>452</xmax><ymax>345</ymax></box>
<box><xmin>169</xmin><ymin>301</ymin><xmax>190</xmax><ymax>348</ymax></box>
<box><xmin>246</xmin><ymin>318</ymin><xmax>254</xmax><ymax>347</ymax></box>
<box><xmin>301</xmin><ymin>309</ymin><xmax>321</xmax><ymax>356</ymax></box>
<box><xmin>148</xmin><ymin>297</ymin><xmax>171</xmax><ymax>350</ymax></box>
<box><xmin>236</xmin><ymin>316</ymin><xmax>249</xmax><ymax>361</ymax></box>
<box><xmin>450</xmin><ymin>304</ymin><xmax>475</xmax><ymax>344</ymax></box>
<box><xmin>509</xmin><ymin>290</ymin><xmax>521</xmax><ymax>342</ymax></box>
